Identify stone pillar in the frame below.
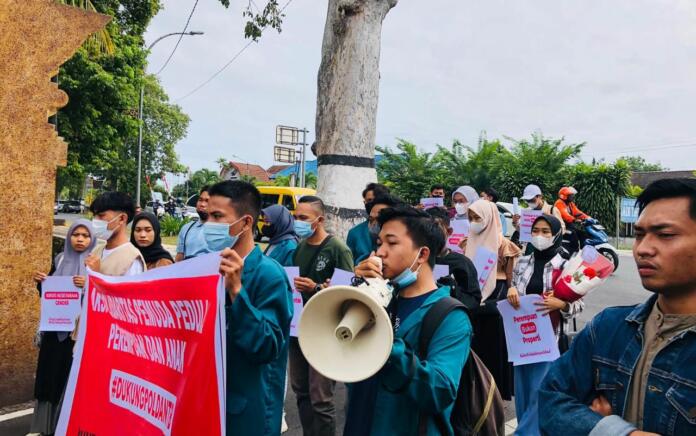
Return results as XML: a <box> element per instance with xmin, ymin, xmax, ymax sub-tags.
<box><xmin>0</xmin><ymin>0</ymin><xmax>109</xmax><ymax>406</ymax></box>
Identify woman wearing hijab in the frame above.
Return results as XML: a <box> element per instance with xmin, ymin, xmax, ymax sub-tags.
<box><xmin>261</xmin><ymin>204</ymin><xmax>299</xmax><ymax>267</ymax></box>
<box><xmin>131</xmin><ymin>212</ymin><xmax>174</xmax><ymax>270</ymax></box>
<box><xmin>464</xmin><ymin>200</ymin><xmax>520</xmax><ymax>400</ymax></box>
<box><xmin>506</xmin><ymin>215</ymin><xmax>584</xmax><ymax>435</ymax></box>
<box><xmin>451</xmin><ymin>185</ymin><xmax>480</xmax><ymax>219</ymax></box>
<box><xmin>31</xmin><ymin>219</ymin><xmax>96</xmax><ymax>435</ymax></box>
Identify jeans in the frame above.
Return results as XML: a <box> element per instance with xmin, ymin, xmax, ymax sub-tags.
<box><xmin>289</xmin><ymin>338</ymin><xmax>336</xmax><ymax>436</ymax></box>
<box><xmin>514</xmin><ymin>361</ymin><xmax>552</xmax><ymax>436</ymax></box>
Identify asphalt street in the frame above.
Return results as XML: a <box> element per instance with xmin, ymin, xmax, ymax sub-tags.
<box><xmin>1</xmin><ymin>252</ymin><xmax>650</xmax><ymax>436</ymax></box>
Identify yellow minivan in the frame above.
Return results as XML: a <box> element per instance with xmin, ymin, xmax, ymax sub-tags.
<box><xmin>256</xmin><ymin>186</ymin><xmax>316</xmax><ymax>240</ymax></box>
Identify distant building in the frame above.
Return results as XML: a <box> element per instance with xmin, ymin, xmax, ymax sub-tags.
<box><xmin>220</xmin><ymin>161</ymin><xmax>270</xmax><ymax>183</ymax></box>
<box><xmin>631</xmin><ymin>170</ymin><xmax>695</xmax><ymax>188</ymax></box>
<box><xmin>266</xmin><ymin>165</ymin><xmax>293</xmax><ymax>178</ymax></box>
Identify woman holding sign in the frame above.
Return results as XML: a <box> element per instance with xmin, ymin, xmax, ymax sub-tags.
<box><xmin>465</xmin><ymin>200</ymin><xmax>520</xmax><ymax>400</ymax></box>
<box><xmin>506</xmin><ymin>215</ymin><xmax>584</xmax><ymax>436</ymax></box>
<box><xmin>31</xmin><ymin>219</ymin><xmax>95</xmax><ymax>435</ymax></box>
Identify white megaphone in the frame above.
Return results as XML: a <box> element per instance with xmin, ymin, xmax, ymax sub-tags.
<box><xmin>298</xmin><ymin>258</ymin><xmax>395</xmax><ymax>383</ymax></box>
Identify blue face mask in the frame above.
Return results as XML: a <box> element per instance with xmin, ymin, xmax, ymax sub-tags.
<box><xmin>294</xmin><ymin>219</ymin><xmax>316</xmax><ymax>239</ymax></box>
<box><xmin>391</xmin><ymin>248</ymin><xmax>423</xmax><ymax>290</ymax></box>
<box><xmin>203</xmin><ymin>217</ymin><xmax>245</xmax><ymax>251</ymax></box>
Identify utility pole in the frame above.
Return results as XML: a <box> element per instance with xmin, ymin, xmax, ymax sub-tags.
<box><xmin>136</xmin><ymin>31</ymin><xmax>204</xmax><ymax>207</ymax></box>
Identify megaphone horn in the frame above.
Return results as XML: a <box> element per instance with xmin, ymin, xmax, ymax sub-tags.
<box><xmin>298</xmin><ymin>278</ymin><xmax>395</xmax><ymax>383</ymax></box>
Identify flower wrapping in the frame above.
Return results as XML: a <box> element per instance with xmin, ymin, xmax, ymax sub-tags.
<box><xmin>553</xmin><ymin>246</ymin><xmax>615</xmax><ymax>302</ymax></box>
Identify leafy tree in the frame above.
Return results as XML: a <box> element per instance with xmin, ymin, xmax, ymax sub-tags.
<box><xmin>434</xmin><ymin>134</ymin><xmax>507</xmax><ymax>192</ymax></box>
<box><xmin>377</xmin><ymin>140</ymin><xmax>444</xmax><ymax>204</ymax></box>
<box><xmin>56</xmin><ymin>0</ymin><xmax>189</xmax><ymax>206</ymax></box>
<box><xmin>171</xmin><ymin>168</ymin><xmax>221</xmax><ymax>198</ymax></box>
<box><xmin>616</xmin><ymin>156</ymin><xmax>666</xmax><ymax>172</ymax></box>
<box><xmin>492</xmin><ymin>132</ymin><xmax>584</xmax><ymax>202</ymax></box>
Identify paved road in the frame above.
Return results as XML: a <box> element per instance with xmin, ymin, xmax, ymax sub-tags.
<box><xmin>1</xmin><ymin>253</ymin><xmax>650</xmax><ymax>436</ymax></box>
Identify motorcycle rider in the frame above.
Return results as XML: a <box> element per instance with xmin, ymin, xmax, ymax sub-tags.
<box><xmin>554</xmin><ymin>187</ymin><xmax>590</xmax><ymax>253</ymax></box>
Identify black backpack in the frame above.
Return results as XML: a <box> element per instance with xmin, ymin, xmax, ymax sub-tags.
<box><xmin>417</xmin><ymin>298</ymin><xmax>505</xmax><ymax>436</ymax></box>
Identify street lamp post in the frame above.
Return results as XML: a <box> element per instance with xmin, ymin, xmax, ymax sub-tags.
<box><xmin>136</xmin><ymin>31</ymin><xmax>203</xmax><ymax>207</ymax></box>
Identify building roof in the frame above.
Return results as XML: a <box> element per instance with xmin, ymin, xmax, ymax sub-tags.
<box><xmin>266</xmin><ymin>164</ymin><xmax>292</xmax><ymax>175</ymax></box>
<box><xmin>631</xmin><ymin>170</ymin><xmax>695</xmax><ymax>188</ymax></box>
<box><xmin>220</xmin><ymin>161</ymin><xmax>270</xmax><ymax>182</ymax></box>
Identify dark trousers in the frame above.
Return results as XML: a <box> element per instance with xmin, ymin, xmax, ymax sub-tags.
<box><xmin>289</xmin><ymin>338</ymin><xmax>336</xmax><ymax>436</ymax></box>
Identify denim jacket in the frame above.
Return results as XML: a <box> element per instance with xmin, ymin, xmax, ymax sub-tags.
<box><xmin>539</xmin><ymin>294</ymin><xmax>696</xmax><ymax>436</ymax></box>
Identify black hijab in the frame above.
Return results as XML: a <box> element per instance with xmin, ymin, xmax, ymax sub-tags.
<box><xmin>531</xmin><ymin>215</ymin><xmax>564</xmax><ymax>263</ymax></box>
<box><xmin>131</xmin><ymin>212</ymin><xmax>174</xmax><ymax>264</ymax></box>
<box><xmin>526</xmin><ymin>215</ymin><xmax>564</xmax><ymax>295</ymax></box>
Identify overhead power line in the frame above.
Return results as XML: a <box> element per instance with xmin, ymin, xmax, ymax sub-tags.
<box><xmin>174</xmin><ymin>0</ymin><xmax>295</xmax><ymax>102</ymax></box>
<box><xmin>155</xmin><ymin>0</ymin><xmax>200</xmax><ymax>75</ymax></box>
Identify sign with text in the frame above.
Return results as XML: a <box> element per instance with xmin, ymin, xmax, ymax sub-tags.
<box><xmin>39</xmin><ymin>276</ymin><xmax>82</xmax><ymax>332</ymax></box>
<box><xmin>284</xmin><ymin>267</ymin><xmax>303</xmax><ymax>337</ymax></box>
<box><xmin>57</xmin><ymin>253</ymin><xmax>226</xmax><ymax>436</ymax></box>
<box><xmin>446</xmin><ymin>219</ymin><xmax>470</xmax><ymax>254</ymax></box>
<box><xmin>472</xmin><ymin>246</ymin><xmax>497</xmax><ymax>289</ymax></box>
<box><xmin>620</xmin><ymin>197</ymin><xmax>639</xmax><ymax>224</ymax></box>
<box><xmin>420</xmin><ymin>197</ymin><xmax>444</xmax><ymax>210</ymax></box>
<box><xmin>519</xmin><ymin>210</ymin><xmax>543</xmax><ymax>243</ymax></box>
<box><xmin>497</xmin><ymin>295</ymin><xmax>560</xmax><ymax>366</ymax></box>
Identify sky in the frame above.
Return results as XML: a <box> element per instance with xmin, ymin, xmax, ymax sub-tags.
<box><xmin>144</xmin><ymin>0</ymin><xmax>696</xmax><ymax>182</ymax></box>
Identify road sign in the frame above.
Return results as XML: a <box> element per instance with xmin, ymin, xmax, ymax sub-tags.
<box><xmin>274</xmin><ymin>146</ymin><xmax>296</xmax><ymax>163</ymax></box>
<box><xmin>620</xmin><ymin>197</ymin><xmax>639</xmax><ymax>223</ymax></box>
<box><xmin>276</xmin><ymin>125</ymin><xmax>300</xmax><ymax>145</ymax></box>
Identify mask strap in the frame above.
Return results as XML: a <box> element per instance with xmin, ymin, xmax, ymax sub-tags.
<box><xmin>410</xmin><ymin>247</ymin><xmax>424</xmax><ymax>272</ymax></box>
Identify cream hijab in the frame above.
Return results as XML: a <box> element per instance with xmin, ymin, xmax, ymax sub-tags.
<box><xmin>465</xmin><ymin>200</ymin><xmax>503</xmax><ymax>302</ymax></box>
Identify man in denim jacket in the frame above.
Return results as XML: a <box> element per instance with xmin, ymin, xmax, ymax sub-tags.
<box><xmin>540</xmin><ymin>178</ymin><xmax>696</xmax><ymax>436</ymax></box>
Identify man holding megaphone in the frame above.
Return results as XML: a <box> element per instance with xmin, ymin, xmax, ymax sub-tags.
<box><xmin>342</xmin><ymin>205</ymin><xmax>473</xmax><ymax>436</ymax></box>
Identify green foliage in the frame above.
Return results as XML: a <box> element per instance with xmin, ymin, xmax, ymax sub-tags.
<box><xmin>55</xmin><ymin>0</ymin><xmax>189</xmax><ymax>206</ymax></box>
<box><xmin>218</xmin><ymin>0</ymin><xmax>285</xmax><ymax>41</ymax></box>
<box><xmin>627</xmin><ymin>184</ymin><xmax>644</xmax><ymax>198</ymax></box>
<box><xmin>377</xmin><ymin>140</ymin><xmax>444</xmax><ymax>204</ymax></box>
<box><xmin>172</xmin><ymin>169</ymin><xmax>221</xmax><ymax>198</ymax></box>
<box><xmin>562</xmin><ymin>161</ymin><xmax>631</xmax><ymax>235</ymax></box>
<box><xmin>159</xmin><ymin>215</ymin><xmax>191</xmax><ymax>237</ymax></box>
<box><xmin>272</xmin><ymin>172</ymin><xmax>317</xmax><ymax>189</ymax></box>
<box><xmin>434</xmin><ymin>134</ymin><xmax>506</xmax><ymax>191</ymax></box>
<box><xmin>491</xmin><ymin>132</ymin><xmax>584</xmax><ymax>203</ymax></box>
<box><xmin>616</xmin><ymin>156</ymin><xmax>666</xmax><ymax>172</ymax></box>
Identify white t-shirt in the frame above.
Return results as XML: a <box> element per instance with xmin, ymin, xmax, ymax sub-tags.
<box><xmin>101</xmin><ymin>245</ymin><xmax>144</xmax><ymax>276</ymax></box>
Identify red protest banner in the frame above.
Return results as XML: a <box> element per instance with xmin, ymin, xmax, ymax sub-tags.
<box><xmin>57</xmin><ymin>255</ymin><xmax>226</xmax><ymax>436</ymax></box>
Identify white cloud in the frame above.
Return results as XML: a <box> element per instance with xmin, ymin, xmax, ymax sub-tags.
<box><xmin>146</xmin><ymin>0</ymin><xmax>696</xmax><ymax>173</ymax></box>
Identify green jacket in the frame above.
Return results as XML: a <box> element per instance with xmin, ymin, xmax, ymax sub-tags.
<box><xmin>346</xmin><ymin>221</ymin><xmax>374</xmax><ymax>265</ymax></box>
<box><xmin>265</xmin><ymin>238</ymin><xmax>298</xmax><ymax>267</ymax></box>
<box><xmin>369</xmin><ymin>286</ymin><xmax>472</xmax><ymax>435</ymax></box>
<box><xmin>226</xmin><ymin>246</ymin><xmax>293</xmax><ymax>435</ymax></box>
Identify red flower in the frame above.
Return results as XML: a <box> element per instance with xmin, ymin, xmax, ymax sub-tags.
<box><xmin>563</xmin><ymin>276</ymin><xmax>572</xmax><ymax>283</ymax></box>
<box><xmin>584</xmin><ymin>268</ymin><xmax>597</xmax><ymax>279</ymax></box>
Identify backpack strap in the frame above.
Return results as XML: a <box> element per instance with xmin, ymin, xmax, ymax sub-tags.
<box><xmin>417</xmin><ymin>297</ymin><xmax>467</xmax><ymax>436</ymax></box>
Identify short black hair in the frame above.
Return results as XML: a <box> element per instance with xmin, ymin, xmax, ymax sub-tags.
<box><xmin>298</xmin><ymin>195</ymin><xmax>326</xmax><ymax>215</ymax></box>
<box><xmin>377</xmin><ymin>205</ymin><xmax>445</xmax><ymax>267</ymax></box>
<box><xmin>371</xmin><ymin>193</ymin><xmax>404</xmax><ymax>209</ymax></box>
<box><xmin>208</xmin><ymin>181</ymin><xmax>262</xmax><ymax>224</ymax></box>
<box><xmin>430</xmin><ymin>184</ymin><xmax>445</xmax><ymax>192</ymax></box>
<box><xmin>90</xmin><ymin>192</ymin><xmax>136</xmax><ymax>223</ymax></box>
<box><xmin>362</xmin><ymin>183</ymin><xmax>390</xmax><ymax>199</ymax></box>
<box><xmin>200</xmin><ymin>185</ymin><xmax>210</xmax><ymax>195</ymax></box>
<box><xmin>481</xmin><ymin>187</ymin><xmax>499</xmax><ymax>203</ymax></box>
<box><xmin>637</xmin><ymin>178</ymin><xmax>696</xmax><ymax>220</ymax></box>
<box><xmin>426</xmin><ymin>206</ymin><xmax>451</xmax><ymax>227</ymax></box>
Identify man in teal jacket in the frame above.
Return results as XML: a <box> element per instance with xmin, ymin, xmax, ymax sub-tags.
<box><xmin>206</xmin><ymin>181</ymin><xmax>293</xmax><ymax>436</ymax></box>
<box><xmin>346</xmin><ymin>205</ymin><xmax>472</xmax><ymax>436</ymax></box>
<box><xmin>347</xmin><ymin>183</ymin><xmax>390</xmax><ymax>265</ymax></box>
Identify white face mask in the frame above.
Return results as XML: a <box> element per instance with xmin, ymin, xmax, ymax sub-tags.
<box><xmin>469</xmin><ymin>221</ymin><xmax>485</xmax><ymax>234</ymax></box>
<box><xmin>454</xmin><ymin>203</ymin><xmax>467</xmax><ymax>216</ymax></box>
<box><xmin>92</xmin><ymin>214</ymin><xmax>122</xmax><ymax>240</ymax></box>
<box><xmin>531</xmin><ymin>235</ymin><xmax>554</xmax><ymax>251</ymax></box>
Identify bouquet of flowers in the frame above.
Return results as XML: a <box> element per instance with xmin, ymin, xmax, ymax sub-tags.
<box><xmin>553</xmin><ymin>246</ymin><xmax>615</xmax><ymax>302</ymax></box>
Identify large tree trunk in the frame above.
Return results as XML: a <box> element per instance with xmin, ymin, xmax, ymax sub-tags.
<box><xmin>315</xmin><ymin>0</ymin><xmax>397</xmax><ymax>239</ymax></box>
